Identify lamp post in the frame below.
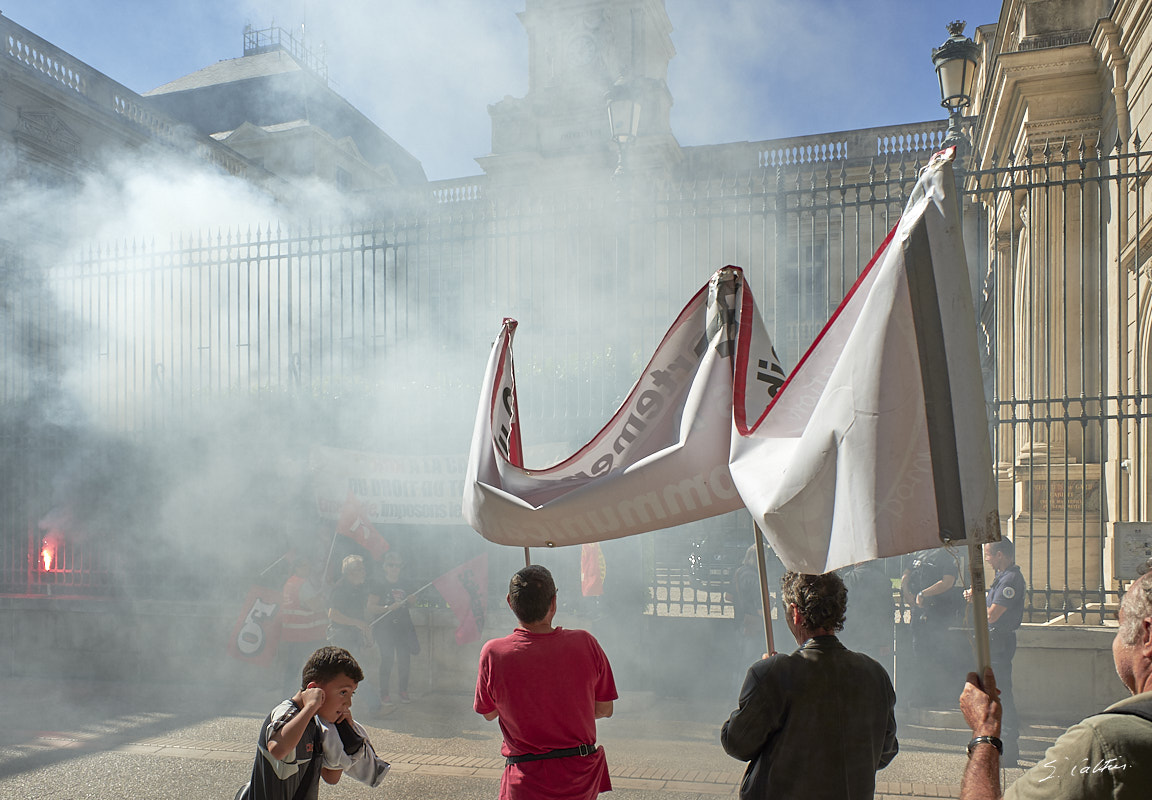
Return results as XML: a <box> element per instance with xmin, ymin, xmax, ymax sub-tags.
<box><xmin>932</xmin><ymin>20</ymin><xmax>979</xmax><ymax>165</ymax></box>
<box><xmin>606</xmin><ymin>75</ymin><xmax>642</xmax><ymax>183</ymax></box>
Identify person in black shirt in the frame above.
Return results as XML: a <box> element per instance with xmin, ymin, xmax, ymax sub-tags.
<box><xmin>901</xmin><ymin>547</ymin><xmax>966</xmax><ymax>709</ymax></box>
<box><xmin>368</xmin><ymin>551</ymin><xmax>420</xmax><ymax>704</ymax></box>
<box><xmin>326</xmin><ymin>555</ymin><xmax>382</xmax><ymax>712</ymax></box>
<box><xmin>839</xmin><ymin>559</ymin><xmax>896</xmax><ymax>678</ymax></box>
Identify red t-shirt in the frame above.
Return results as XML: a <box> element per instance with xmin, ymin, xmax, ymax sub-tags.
<box><xmin>474</xmin><ymin>627</ymin><xmax>618</xmax><ymax>800</ymax></box>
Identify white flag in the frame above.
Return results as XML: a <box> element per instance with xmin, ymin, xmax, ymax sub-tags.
<box><xmin>729</xmin><ymin>150</ymin><xmax>999</xmax><ymax>572</ymax></box>
<box><xmin>463</xmin><ymin>149</ymin><xmax>999</xmax><ymax>571</ymax></box>
<box><xmin>462</xmin><ymin>274</ymin><xmax>782</xmax><ymax>548</ymax></box>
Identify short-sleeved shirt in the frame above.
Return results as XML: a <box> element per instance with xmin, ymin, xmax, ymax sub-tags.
<box><xmin>474</xmin><ymin>627</ymin><xmax>618</xmax><ymax>800</ymax></box>
<box><xmin>328</xmin><ymin>579</ymin><xmax>368</xmax><ymax>635</ymax></box>
<box><xmin>1005</xmin><ymin>692</ymin><xmax>1152</xmax><ymax>799</ymax></box>
<box><xmin>987</xmin><ymin>564</ymin><xmax>1026</xmax><ymax>632</ymax></box>
<box><xmin>238</xmin><ymin>699</ymin><xmax>321</xmax><ymax>800</ymax></box>
<box><xmin>904</xmin><ymin>549</ymin><xmax>964</xmax><ymax>620</ymax></box>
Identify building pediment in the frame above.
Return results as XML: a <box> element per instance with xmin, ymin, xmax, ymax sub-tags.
<box><xmin>217</xmin><ymin>120</ymin><xmax>273</xmax><ymax>144</ymax></box>
<box><xmin>16</xmin><ymin>109</ymin><xmax>81</xmax><ymax>158</ymax></box>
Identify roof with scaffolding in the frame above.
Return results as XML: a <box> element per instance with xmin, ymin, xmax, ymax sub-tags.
<box><xmin>143</xmin><ymin>25</ymin><xmax>426</xmax><ymax>185</ymax></box>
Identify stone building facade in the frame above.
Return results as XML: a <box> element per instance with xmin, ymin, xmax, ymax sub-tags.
<box><xmin>0</xmin><ymin>13</ymin><xmax>425</xmax><ymax>226</ymax></box>
<box><xmin>5</xmin><ymin>0</ymin><xmax>1151</xmax><ymax>630</ymax></box>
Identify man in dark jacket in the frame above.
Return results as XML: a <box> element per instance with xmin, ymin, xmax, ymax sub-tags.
<box><xmin>721</xmin><ymin>570</ymin><xmax>898</xmax><ymax>799</ymax></box>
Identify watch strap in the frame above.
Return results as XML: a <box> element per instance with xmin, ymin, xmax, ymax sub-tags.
<box><xmin>967</xmin><ymin>736</ymin><xmax>1003</xmax><ymax>757</ymax></box>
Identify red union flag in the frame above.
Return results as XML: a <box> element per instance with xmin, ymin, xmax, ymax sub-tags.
<box><xmin>228</xmin><ymin>586</ymin><xmax>282</xmax><ymax>665</ymax></box>
<box><xmin>337</xmin><ymin>493</ymin><xmax>390</xmax><ymax>560</ymax></box>
<box><xmin>433</xmin><ymin>554</ymin><xmax>488</xmax><ymax>645</ymax></box>
<box><xmin>463</xmin><ymin>149</ymin><xmax>999</xmax><ymax>573</ymax></box>
<box><xmin>581</xmin><ymin>542</ymin><xmax>605</xmax><ymax>596</ymax></box>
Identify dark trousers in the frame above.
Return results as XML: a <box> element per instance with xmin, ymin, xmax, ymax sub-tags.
<box><xmin>377</xmin><ymin>628</ymin><xmax>412</xmax><ymax>695</ymax></box>
<box><xmin>907</xmin><ymin>613</ymin><xmax>964</xmax><ymax>708</ymax></box>
<box><xmin>990</xmin><ymin>629</ymin><xmax>1018</xmax><ymax>757</ymax></box>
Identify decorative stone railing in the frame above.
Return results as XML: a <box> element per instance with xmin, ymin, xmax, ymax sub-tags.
<box><xmin>2</xmin><ymin>13</ymin><xmax>251</xmax><ymax>178</ymax></box>
<box><xmin>682</xmin><ymin>119</ymin><xmax>953</xmax><ymax>174</ymax></box>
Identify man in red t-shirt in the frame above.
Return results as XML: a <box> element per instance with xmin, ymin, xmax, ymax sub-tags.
<box><xmin>474</xmin><ymin>564</ymin><xmax>618</xmax><ymax>800</ymax></box>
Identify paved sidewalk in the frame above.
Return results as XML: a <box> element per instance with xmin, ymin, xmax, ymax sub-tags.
<box><xmin>0</xmin><ymin>679</ymin><xmax>1048</xmax><ymax>799</ymax></box>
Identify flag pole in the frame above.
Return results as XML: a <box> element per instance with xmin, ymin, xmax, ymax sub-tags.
<box><xmin>369</xmin><ymin>580</ymin><xmax>436</xmax><ymax>628</ymax></box>
<box><xmin>967</xmin><ymin>541</ymin><xmax>991</xmax><ymax>673</ymax></box>
<box><xmin>901</xmin><ymin>203</ymin><xmax>991</xmax><ymax>674</ymax></box>
<box><xmin>322</xmin><ymin>528</ymin><xmax>340</xmax><ymax>584</ymax></box>
<box><xmin>258</xmin><ymin>549</ymin><xmax>293</xmax><ymax>578</ymax></box>
<box><xmin>753</xmin><ymin>521</ymin><xmax>775</xmax><ymax>656</ymax></box>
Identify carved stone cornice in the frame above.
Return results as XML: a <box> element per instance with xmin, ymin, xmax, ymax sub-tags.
<box><xmin>1020</xmin><ymin>116</ymin><xmax>1104</xmax><ymax>152</ymax></box>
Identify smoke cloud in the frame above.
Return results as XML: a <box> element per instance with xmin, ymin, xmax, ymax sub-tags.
<box><xmin>0</xmin><ymin>3</ymin><xmax>1002</xmax><ymax>745</ymax></box>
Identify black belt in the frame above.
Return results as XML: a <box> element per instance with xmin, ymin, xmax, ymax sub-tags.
<box><xmin>506</xmin><ymin>743</ymin><xmax>598</xmax><ymax>765</ymax></box>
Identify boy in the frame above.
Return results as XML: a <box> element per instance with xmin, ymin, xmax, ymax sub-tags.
<box><xmin>237</xmin><ymin>646</ymin><xmax>364</xmax><ymax>800</ymax></box>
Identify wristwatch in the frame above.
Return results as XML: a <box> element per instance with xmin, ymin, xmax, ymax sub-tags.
<box><xmin>967</xmin><ymin>736</ymin><xmax>1003</xmax><ymax>757</ymax></box>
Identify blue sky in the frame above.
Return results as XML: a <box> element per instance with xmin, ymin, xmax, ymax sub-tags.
<box><xmin>2</xmin><ymin>1</ymin><xmax>1005</xmax><ymax>181</ymax></box>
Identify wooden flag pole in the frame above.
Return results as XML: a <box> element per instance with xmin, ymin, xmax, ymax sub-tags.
<box><xmin>258</xmin><ymin>550</ymin><xmax>292</xmax><ymax>578</ymax></box>
<box><xmin>369</xmin><ymin>580</ymin><xmax>436</xmax><ymax>628</ymax></box>
<box><xmin>753</xmin><ymin>521</ymin><xmax>775</xmax><ymax>656</ymax></box>
<box><xmin>967</xmin><ymin>541</ymin><xmax>992</xmax><ymax>674</ymax></box>
<box><xmin>321</xmin><ymin>529</ymin><xmax>340</xmax><ymax>584</ymax></box>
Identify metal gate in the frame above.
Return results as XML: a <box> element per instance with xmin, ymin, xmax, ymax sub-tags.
<box><xmin>965</xmin><ymin>137</ymin><xmax>1152</xmax><ymax>623</ymax></box>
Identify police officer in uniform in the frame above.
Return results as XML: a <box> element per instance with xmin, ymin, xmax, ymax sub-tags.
<box><xmin>901</xmin><ymin>547</ymin><xmax>965</xmax><ymax>709</ymax></box>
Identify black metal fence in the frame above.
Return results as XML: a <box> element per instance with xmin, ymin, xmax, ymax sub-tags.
<box><xmin>1</xmin><ymin>124</ymin><xmax>1146</xmax><ymax>626</ymax></box>
<box><xmin>967</xmin><ymin>137</ymin><xmax>1151</xmax><ymax>623</ymax></box>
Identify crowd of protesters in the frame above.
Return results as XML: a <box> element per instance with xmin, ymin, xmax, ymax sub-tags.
<box><xmin>274</xmin><ymin>549</ymin><xmax>422</xmax><ymax>715</ymax></box>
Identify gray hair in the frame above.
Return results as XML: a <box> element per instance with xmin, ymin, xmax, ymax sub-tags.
<box><xmin>1120</xmin><ymin>574</ymin><xmax>1152</xmax><ymax>646</ymax></box>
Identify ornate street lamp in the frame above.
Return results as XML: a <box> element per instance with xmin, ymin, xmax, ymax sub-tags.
<box><xmin>932</xmin><ymin>20</ymin><xmax>979</xmax><ymax>156</ymax></box>
<box><xmin>606</xmin><ymin>75</ymin><xmax>642</xmax><ymax>180</ymax></box>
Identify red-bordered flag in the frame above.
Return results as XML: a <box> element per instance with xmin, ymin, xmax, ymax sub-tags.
<box><xmin>462</xmin><ymin>150</ymin><xmax>999</xmax><ymax>574</ymax></box>
<box><xmin>433</xmin><ymin>553</ymin><xmax>488</xmax><ymax>645</ymax></box>
<box><xmin>228</xmin><ymin>585</ymin><xmax>283</xmax><ymax>665</ymax></box>
<box><xmin>280</xmin><ymin>574</ymin><xmax>329</xmax><ymax>643</ymax></box>
<box><xmin>581</xmin><ymin>542</ymin><xmax>605</xmax><ymax>596</ymax></box>
<box><xmin>337</xmin><ymin>493</ymin><xmax>390</xmax><ymax>560</ymax></box>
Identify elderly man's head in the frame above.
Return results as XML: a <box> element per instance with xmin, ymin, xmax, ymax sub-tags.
<box><xmin>780</xmin><ymin>571</ymin><xmax>847</xmax><ymax>636</ymax></box>
<box><xmin>1113</xmin><ymin>572</ymin><xmax>1152</xmax><ymax>695</ymax></box>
